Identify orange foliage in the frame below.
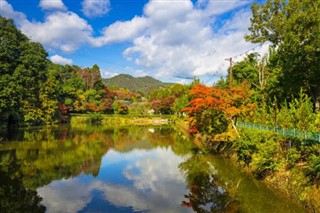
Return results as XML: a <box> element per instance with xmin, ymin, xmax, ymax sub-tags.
<box><xmin>184</xmin><ymin>83</ymin><xmax>255</xmax><ymax>135</ymax></box>
<box><xmin>185</xmin><ymin>84</ymin><xmax>252</xmax><ymax>117</ymax></box>
<box><xmin>113</xmin><ymin>89</ymin><xmax>140</xmax><ymax>100</ymax></box>
<box><xmin>86</xmin><ymin>102</ymin><xmax>101</xmax><ymax>112</ymax></box>
<box><xmin>58</xmin><ymin>103</ymin><xmax>68</xmax><ymax>122</ymax></box>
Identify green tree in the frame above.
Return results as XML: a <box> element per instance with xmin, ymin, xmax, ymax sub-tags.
<box><xmin>231</xmin><ymin>53</ymin><xmax>263</xmax><ymax>89</ymax></box>
<box><xmin>0</xmin><ymin>17</ymin><xmax>53</xmax><ymax>126</ymax></box>
<box><xmin>245</xmin><ymin>0</ymin><xmax>320</xmax><ymax>107</ymax></box>
<box><xmin>39</xmin><ymin>64</ymin><xmax>60</xmax><ymax>124</ymax></box>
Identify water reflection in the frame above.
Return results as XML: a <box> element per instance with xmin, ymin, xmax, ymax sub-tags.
<box><xmin>0</xmin><ymin>125</ymin><xmax>194</xmax><ymax>213</ymax></box>
<box><xmin>37</xmin><ymin>147</ymin><xmax>190</xmax><ymax>213</ymax></box>
<box><xmin>180</xmin><ymin>151</ymin><xmax>239</xmax><ymax>213</ymax></box>
<box><xmin>0</xmin><ymin>150</ymin><xmax>46</xmax><ymax>213</ymax></box>
<box><xmin>0</xmin><ymin>125</ymin><xmax>306</xmax><ymax>213</ymax></box>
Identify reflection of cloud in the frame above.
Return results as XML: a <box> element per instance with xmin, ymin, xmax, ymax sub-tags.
<box><xmin>38</xmin><ymin>148</ymin><xmax>192</xmax><ymax>213</ymax></box>
<box><xmin>37</xmin><ymin>177</ymin><xmax>93</xmax><ymax>213</ymax></box>
<box><xmin>94</xmin><ymin>182</ymin><xmax>148</xmax><ymax>211</ymax></box>
<box><xmin>148</xmin><ymin>128</ymin><xmax>155</xmax><ymax>133</ymax></box>
<box><xmin>124</xmin><ymin>147</ymin><xmax>185</xmax><ymax>191</ymax></box>
<box><xmin>100</xmin><ymin>149</ymin><xmax>146</xmax><ymax>167</ymax></box>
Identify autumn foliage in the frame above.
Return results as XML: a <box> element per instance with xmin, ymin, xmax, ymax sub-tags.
<box><xmin>183</xmin><ymin>84</ymin><xmax>255</xmax><ymax>139</ymax></box>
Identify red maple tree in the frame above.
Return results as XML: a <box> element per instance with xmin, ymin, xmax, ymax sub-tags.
<box><xmin>184</xmin><ymin>83</ymin><xmax>254</xmax><ymax>138</ymax></box>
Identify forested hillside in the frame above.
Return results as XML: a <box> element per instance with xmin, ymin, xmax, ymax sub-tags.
<box><xmin>102</xmin><ymin>74</ymin><xmax>172</xmax><ymax>95</ymax></box>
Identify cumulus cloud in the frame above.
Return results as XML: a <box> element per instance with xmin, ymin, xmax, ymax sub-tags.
<box><xmin>1</xmin><ymin>1</ymin><xmax>93</xmax><ymax>53</ymax></box>
<box><xmin>91</xmin><ymin>16</ymin><xmax>147</xmax><ymax>46</ymax></box>
<box><xmin>134</xmin><ymin>69</ymin><xmax>148</xmax><ymax>77</ymax></box>
<box><xmin>81</xmin><ymin>0</ymin><xmax>110</xmax><ymax>18</ymax></box>
<box><xmin>0</xmin><ymin>0</ymin><xmax>26</xmax><ymax>25</ymax></box>
<box><xmin>39</xmin><ymin>0</ymin><xmax>67</xmax><ymax>11</ymax></box>
<box><xmin>204</xmin><ymin>0</ymin><xmax>250</xmax><ymax>16</ymax></box>
<box><xmin>20</xmin><ymin>11</ymin><xmax>93</xmax><ymax>53</ymax></box>
<box><xmin>119</xmin><ymin>0</ymin><xmax>256</xmax><ymax>78</ymax></box>
<box><xmin>102</xmin><ymin>70</ymin><xmax>118</xmax><ymax>78</ymax></box>
<box><xmin>176</xmin><ymin>79</ymin><xmax>191</xmax><ymax>85</ymax></box>
<box><xmin>1</xmin><ymin>0</ymin><xmax>264</xmax><ymax>80</ymax></box>
<box><xmin>50</xmin><ymin>54</ymin><xmax>73</xmax><ymax>65</ymax></box>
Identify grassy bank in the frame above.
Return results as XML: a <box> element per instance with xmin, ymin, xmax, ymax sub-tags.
<box><xmin>70</xmin><ymin>113</ymin><xmax>174</xmax><ymax>126</ymax></box>
<box><xmin>204</xmin><ymin>128</ymin><xmax>320</xmax><ymax>212</ymax></box>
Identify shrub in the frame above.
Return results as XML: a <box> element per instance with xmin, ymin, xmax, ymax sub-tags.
<box><xmin>234</xmin><ymin>132</ymin><xmax>258</xmax><ymax>165</ymax></box>
<box><xmin>306</xmin><ymin>154</ymin><xmax>320</xmax><ymax>184</ymax></box>
<box><xmin>251</xmin><ymin>140</ymin><xmax>281</xmax><ymax>178</ymax></box>
<box><xmin>88</xmin><ymin>113</ymin><xmax>103</xmax><ymax>123</ymax></box>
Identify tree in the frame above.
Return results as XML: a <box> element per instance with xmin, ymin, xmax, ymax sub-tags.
<box><xmin>148</xmin><ymin>84</ymin><xmax>189</xmax><ymax>115</ymax></box>
<box><xmin>245</xmin><ymin>0</ymin><xmax>320</xmax><ymax>108</ymax></box>
<box><xmin>0</xmin><ymin>17</ymin><xmax>54</xmax><ymax>126</ymax></box>
<box><xmin>112</xmin><ymin>101</ymin><xmax>129</xmax><ymax>115</ymax></box>
<box><xmin>232</xmin><ymin>53</ymin><xmax>259</xmax><ymax>88</ymax></box>
<box><xmin>0</xmin><ymin>18</ymin><xmax>27</xmax><ymax>122</ymax></box>
<box><xmin>184</xmin><ymin>84</ymin><xmax>254</xmax><ymax>138</ymax></box>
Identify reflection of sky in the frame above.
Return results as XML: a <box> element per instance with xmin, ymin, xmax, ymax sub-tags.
<box><xmin>37</xmin><ymin>147</ymin><xmax>192</xmax><ymax>213</ymax></box>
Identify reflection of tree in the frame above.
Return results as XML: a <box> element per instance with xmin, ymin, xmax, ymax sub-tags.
<box><xmin>171</xmin><ymin>126</ymin><xmax>195</xmax><ymax>156</ymax></box>
<box><xmin>179</xmin><ymin>152</ymin><xmax>239</xmax><ymax>213</ymax></box>
<box><xmin>0</xmin><ymin>126</ymin><xmax>116</xmax><ymax>189</ymax></box>
<box><xmin>0</xmin><ymin>151</ymin><xmax>46</xmax><ymax>213</ymax></box>
<box><xmin>0</xmin><ymin>125</ymin><xmax>194</xmax><ymax>191</ymax></box>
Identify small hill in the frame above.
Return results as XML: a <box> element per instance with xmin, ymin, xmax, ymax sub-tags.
<box><xmin>102</xmin><ymin>74</ymin><xmax>173</xmax><ymax>95</ymax></box>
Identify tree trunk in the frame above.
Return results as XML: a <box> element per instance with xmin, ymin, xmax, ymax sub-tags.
<box><xmin>229</xmin><ymin>117</ymin><xmax>240</xmax><ymax>138</ymax></box>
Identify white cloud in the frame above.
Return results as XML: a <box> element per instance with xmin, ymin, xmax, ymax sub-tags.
<box><xmin>81</xmin><ymin>0</ymin><xmax>110</xmax><ymax>18</ymax></box>
<box><xmin>1</xmin><ymin>0</ymin><xmax>264</xmax><ymax>81</ymax></box>
<box><xmin>50</xmin><ymin>54</ymin><xmax>73</xmax><ymax>65</ymax></box>
<box><xmin>102</xmin><ymin>70</ymin><xmax>118</xmax><ymax>78</ymax></box>
<box><xmin>204</xmin><ymin>0</ymin><xmax>250</xmax><ymax>16</ymax></box>
<box><xmin>176</xmin><ymin>79</ymin><xmax>191</xmax><ymax>85</ymax></box>
<box><xmin>134</xmin><ymin>69</ymin><xmax>148</xmax><ymax>77</ymax></box>
<box><xmin>1</xmin><ymin>1</ymin><xmax>93</xmax><ymax>53</ymax></box>
<box><xmin>20</xmin><ymin>12</ymin><xmax>93</xmax><ymax>53</ymax></box>
<box><xmin>39</xmin><ymin>0</ymin><xmax>67</xmax><ymax>11</ymax></box>
<box><xmin>0</xmin><ymin>0</ymin><xmax>26</xmax><ymax>25</ymax></box>
<box><xmin>91</xmin><ymin>16</ymin><xmax>147</xmax><ymax>46</ymax></box>
<box><xmin>120</xmin><ymin>0</ymin><xmax>255</xmax><ymax>79</ymax></box>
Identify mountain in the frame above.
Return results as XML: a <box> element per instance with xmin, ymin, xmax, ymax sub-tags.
<box><xmin>102</xmin><ymin>74</ymin><xmax>173</xmax><ymax>95</ymax></box>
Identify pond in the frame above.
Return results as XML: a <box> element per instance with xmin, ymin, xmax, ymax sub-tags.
<box><xmin>0</xmin><ymin>124</ymin><xmax>306</xmax><ymax>213</ymax></box>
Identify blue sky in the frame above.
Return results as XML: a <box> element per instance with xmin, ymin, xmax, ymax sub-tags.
<box><xmin>0</xmin><ymin>0</ymin><xmax>267</xmax><ymax>84</ymax></box>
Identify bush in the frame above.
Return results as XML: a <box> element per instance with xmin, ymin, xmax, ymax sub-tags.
<box><xmin>234</xmin><ymin>129</ymin><xmax>283</xmax><ymax>177</ymax></box>
<box><xmin>234</xmin><ymin>131</ymin><xmax>258</xmax><ymax>165</ymax></box>
<box><xmin>251</xmin><ymin>140</ymin><xmax>281</xmax><ymax>178</ymax></box>
<box><xmin>88</xmin><ymin>113</ymin><xmax>103</xmax><ymax>123</ymax></box>
<box><xmin>306</xmin><ymin>154</ymin><xmax>320</xmax><ymax>184</ymax></box>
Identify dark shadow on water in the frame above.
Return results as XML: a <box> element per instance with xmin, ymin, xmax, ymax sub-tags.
<box><xmin>0</xmin><ymin>150</ymin><xmax>46</xmax><ymax>213</ymax></box>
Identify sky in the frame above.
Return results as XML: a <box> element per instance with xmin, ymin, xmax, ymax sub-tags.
<box><xmin>0</xmin><ymin>0</ymin><xmax>268</xmax><ymax>85</ymax></box>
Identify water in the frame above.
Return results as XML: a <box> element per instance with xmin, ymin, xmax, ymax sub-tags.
<box><xmin>0</xmin><ymin>125</ymin><xmax>306</xmax><ymax>213</ymax></box>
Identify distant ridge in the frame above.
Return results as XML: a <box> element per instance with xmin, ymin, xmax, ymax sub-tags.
<box><xmin>102</xmin><ymin>74</ymin><xmax>173</xmax><ymax>95</ymax></box>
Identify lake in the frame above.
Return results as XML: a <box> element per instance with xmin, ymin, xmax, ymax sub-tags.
<box><xmin>0</xmin><ymin>124</ymin><xmax>306</xmax><ymax>213</ymax></box>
